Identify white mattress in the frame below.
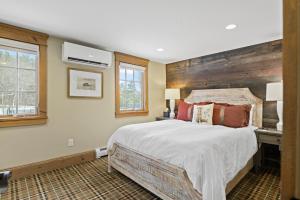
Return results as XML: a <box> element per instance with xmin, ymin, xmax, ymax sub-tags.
<box><xmin>107</xmin><ymin>120</ymin><xmax>257</xmax><ymax>200</ymax></box>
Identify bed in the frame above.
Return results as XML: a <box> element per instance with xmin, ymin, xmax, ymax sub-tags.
<box><xmin>107</xmin><ymin>88</ymin><xmax>263</xmax><ymax>200</ymax></box>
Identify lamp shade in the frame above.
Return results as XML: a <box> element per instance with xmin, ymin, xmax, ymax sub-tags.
<box><xmin>266</xmin><ymin>81</ymin><xmax>283</xmax><ymax>101</ymax></box>
<box><xmin>165</xmin><ymin>88</ymin><xmax>180</xmax><ymax>100</ymax></box>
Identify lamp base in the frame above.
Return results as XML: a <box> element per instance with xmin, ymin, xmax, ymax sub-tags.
<box><xmin>276</xmin><ymin>122</ymin><xmax>283</xmax><ymax>131</ymax></box>
<box><xmin>169</xmin><ymin>112</ymin><xmax>175</xmax><ymax>119</ymax></box>
<box><xmin>169</xmin><ymin>99</ymin><xmax>175</xmax><ymax>119</ymax></box>
<box><xmin>276</xmin><ymin>101</ymin><xmax>283</xmax><ymax>131</ymax></box>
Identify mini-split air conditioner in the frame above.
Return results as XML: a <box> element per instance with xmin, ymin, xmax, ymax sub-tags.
<box><xmin>62</xmin><ymin>42</ymin><xmax>112</xmax><ymax>68</ymax></box>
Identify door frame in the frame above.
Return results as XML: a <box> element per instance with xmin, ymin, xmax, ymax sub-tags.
<box><xmin>282</xmin><ymin>0</ymin><xmax>300</xmax><ymax>199</ymax></box>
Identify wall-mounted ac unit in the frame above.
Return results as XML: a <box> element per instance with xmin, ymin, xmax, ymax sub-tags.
<box><xmin>62</xmin><ymin>42</ymin><xmax>112</xmax><ymax>68</ymax></box>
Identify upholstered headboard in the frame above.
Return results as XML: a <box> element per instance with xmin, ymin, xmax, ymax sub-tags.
<box><xmin>184</xmin><ymin>88</ymin><xmax>263</xmax><ymax>128</ymax></box>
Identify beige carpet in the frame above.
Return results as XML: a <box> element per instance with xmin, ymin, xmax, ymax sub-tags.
<box><xmin>0</xmin><ymin>157</ymin><xmax>280</xmax><ymax>200</ymax></box>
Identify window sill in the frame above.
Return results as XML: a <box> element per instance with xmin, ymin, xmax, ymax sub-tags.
<box><xmin>115</xmin><ymin>111</ymin><xmax>149</xmax><ymax>118</ymax></box>
<box><xmin>0</xmin><ymin>115</ymin><xmax>48</xmax><ymax>128</ymax></box>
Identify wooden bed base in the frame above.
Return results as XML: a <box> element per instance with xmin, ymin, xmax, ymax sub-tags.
<box><xmin>108</xmin><ymin>143</ymin><xmax>253</xmax><ymax>200</ymax></box>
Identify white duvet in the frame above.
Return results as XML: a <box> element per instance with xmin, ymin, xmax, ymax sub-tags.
<box><xmin>107</xmin><ymin>120</ymin><xmax>257</xmax><ymax>200</ymax></box>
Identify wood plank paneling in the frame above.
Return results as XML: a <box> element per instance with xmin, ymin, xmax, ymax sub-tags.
<box><xmin>166</xmin><ymin>40</ymin><xmax>282</xmax><ymax>128</ymax></box>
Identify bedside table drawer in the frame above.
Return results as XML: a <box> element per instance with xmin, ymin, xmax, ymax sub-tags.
<box><xmin>259</xmin><ymin>134</ymin><xmax>281</xmax><ymax>145</ymax></box>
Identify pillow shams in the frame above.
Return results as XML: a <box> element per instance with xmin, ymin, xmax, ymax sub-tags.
<box><xmin>192</xmin><ymin>104</ymin><xmax>214</xmax><ymax>125</ymax></box>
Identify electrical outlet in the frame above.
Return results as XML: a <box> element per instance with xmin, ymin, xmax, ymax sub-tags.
<box><xmin>67</xmin><ymin>138</ymin><xmax>74</xmax><ymax>147</ymax></box>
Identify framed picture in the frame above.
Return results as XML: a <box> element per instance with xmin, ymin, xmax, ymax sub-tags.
<box><xmin>68</xmin><ymin>68</ymin><xmax>103</xmax><ymax>98</ymax></box>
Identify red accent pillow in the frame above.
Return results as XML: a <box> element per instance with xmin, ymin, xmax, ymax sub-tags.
<box><xmin>223</xmin><ymin>104</ymin><xmax>251</xmax><ymax>128</ymax></box>
<box><xmin>212</xmin><ymin>103</ymin><xmax>251</xmax><ymax>128</ymax></box>
<box><xmin>211</xmin><ymin>103</ymin><xmax>229</xmax><ymax>125</ymax></box>
<box><xmin>212</xmin><ymin>104</ymin><xmax>224</xmax><ymax>125</ymax></box>
<box><xmin>177</xmin><ymin>100</ymin><xmax>194</xmax><ymax>121</ymax></box>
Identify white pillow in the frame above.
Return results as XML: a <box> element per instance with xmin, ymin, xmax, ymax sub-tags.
<box><xmin>192</xmin><ymin>104</ymin><xmax>214</xmax><ymax>125</ymax></box>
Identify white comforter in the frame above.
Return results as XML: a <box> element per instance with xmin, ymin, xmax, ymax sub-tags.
<box><xmin>107</xmin><ymin>120</ymin><xmax>257</xmax><ymax>200</ymax></box>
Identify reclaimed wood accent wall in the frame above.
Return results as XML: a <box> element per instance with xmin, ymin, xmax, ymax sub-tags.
<box><xmin>166</xmin><ymin>40</ymin><xmax>282</xmax><ymax>128</ymax></box>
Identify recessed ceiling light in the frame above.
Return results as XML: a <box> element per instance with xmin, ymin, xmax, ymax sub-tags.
<box><xmin>156</xmin><ymin>48</ymin><xmax>164</xmax><ymax>52</ymax></box>
<box><xmin>225</xmin><ymin>24</ymin><xmax>237</xmax><ymax>30</ymax></box>
<box><xmin>88</xmin><ymin>55</ymin><xmax>94</xmax><ymax>57</ymax></box>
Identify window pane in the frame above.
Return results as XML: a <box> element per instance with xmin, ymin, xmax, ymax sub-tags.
<box><xmin>134</xmin><ymin>98</ymin><xmax>142</xmax><ymax>110</ymax></box>
<box><xmin>118</xmin><ymin>62</ymin><xmax>146</xmax><ymax>113</ymax></box>
<box><xmin>0</xmin><ymin>49</ymin><xmax>17</xmax><ymax>68</ymax></box>
<box><xmin>134</xmin><ymin>92</ymin><xmax>142</xmax><ymax>110</ymax></box>
<box><xmin>19</xmin><ymin>52</ymin><xmax>37</xmax><ymax>69</ymax></box>
<box><xmin>0</xmin><ymin>67</ymin><xmax>17</xmax><ymax>91</ymax></box>
<box><xmin>0</xmin><ymin>92</ymin><xmax>17</xmax><ymax>115</ymax></box>
<box><xmin>134</xmin><ymin>70</ymin><xmax>143</xmax><ymax>82</ymax></box>
<box><xmin>19</xmin><ymin>69</ymin><xmax>36</xmax><ymax>91</ymax></box>
<box><xmin>120</xmin><ymin>80</ymin><xmax>126</xmax><ymax>110</ymax></box>
<box><xmin>0</xmin><ymin>40</ymin><xmax>39</xmax><ymax>117</ymax></box>
<box><xmin>134</xmin><ymin>82</ymin><xmax>142</xmax><ymax>110</ymax></box>
<box><xmin>125</xmin><ymin>81</ymin><xmax>135</xmax><ymax>109</ymax></box>
<box><xmin>134</xmin><ymin>82</ymin><xmax>142</xmax><ymax>93</ymax></box>
<box><xmin>120</xmin><ymin>67</ymin><xmax>126</xmax><ymax>81</ymax></box>
<box><xmin>18</xmin><ymin>92</ymin><xmax>37</xmax><ymax>114</ymax></box>
<box><xmin>126</xmin><ymin>68</ymin><xmax>134</xmax><ymax>81</ymax></box>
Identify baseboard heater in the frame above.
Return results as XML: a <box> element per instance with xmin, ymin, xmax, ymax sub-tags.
<box><xmin>0</xmin><ymin>171</ymin><xmax>11</xmax><ymax>194</ymax></box>
<box><xmin>95</xmin><ymin>147</ymin><xmax>107</xmax><ymax>159</ymax></box>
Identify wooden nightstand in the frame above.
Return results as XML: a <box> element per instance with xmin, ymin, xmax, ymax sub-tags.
<box><xmin>254</xmin><ymin>128</ymin><xmax>282</xmax><ymax>170</ymax></box>
<box><xmin>156</xmin><ymin>116</ymin><xmax>171</xmax><ymax>121</ymax></box>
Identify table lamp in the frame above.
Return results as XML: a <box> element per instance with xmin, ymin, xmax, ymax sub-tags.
<box><xmin>266</xmin><ymin>81</ymin><xmax>283</xmax><ymax>131</ymax></box>
<box><xmin>165</xmin><ymin>88</ymin><xmax>180</xmax><ymax>119</ymax></box>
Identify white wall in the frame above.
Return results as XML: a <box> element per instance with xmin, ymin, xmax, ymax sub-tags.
<box><xmin>0</xmin><ymin>37</ymin><xmax>166</xmax><ymax>169</ymax></box>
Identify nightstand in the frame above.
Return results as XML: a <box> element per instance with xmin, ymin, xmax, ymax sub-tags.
<box><xmin>156</xmin><ymin>116</ymin><xmax>171</xmax><ymax>121</ymax></box>
<box><xmin>254</xmin><ymin>128</ymin><xmax>282</xmax><ymax>170</ymax></box>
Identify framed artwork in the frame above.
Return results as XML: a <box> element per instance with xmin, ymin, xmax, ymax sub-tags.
<box><xmin>68</xmin><ymin>68</ymin><xmax>103</xmax><ymax>98</ymax></box>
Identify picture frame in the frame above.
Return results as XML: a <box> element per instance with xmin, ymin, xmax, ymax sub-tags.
<box><xmin>68</xmin><ymin>68</ymin><xmax>103</xmax><ymax>99</ymax></box>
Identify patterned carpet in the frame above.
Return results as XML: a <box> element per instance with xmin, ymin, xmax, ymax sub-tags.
<box><xmin>0</xmin><ymin>157</ymin><xmax>280</xmax><ymax>200</ymax></box>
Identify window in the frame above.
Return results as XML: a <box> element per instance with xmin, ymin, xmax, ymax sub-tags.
<box><xmin>0</xmin><ymin>23</ymin><xmax>48</xmax><ymax>127</ymax></box>
<box><xmin>119</xmin><ymin>63</ymin><xmax>145</xmax><ymax>111</ymax></box>
<box><xmin>0</xmin><ymin>38</ymin><xmax>39</xmax><ymax>116</ymax></box>
<box><xmin>115</xmin><ymin>52</ymin><xmax>148</xmax><ymax>117</ymax></box>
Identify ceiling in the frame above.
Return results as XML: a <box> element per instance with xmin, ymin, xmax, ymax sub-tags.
<box><xmin>0</xmin><ymin>0</ymin><xmax>282</xmax><ymax>64</ymax></box>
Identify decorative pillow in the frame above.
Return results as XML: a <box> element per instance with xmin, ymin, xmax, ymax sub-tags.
<box><xmin>177</xmin><ymin>100</ymin><xmax>194</xmax><ymax>121</ymax></box>
<box><xmin>192</xmin><ymin>104</ymin><xmax>214</xmax><ymax>125</ymax></box>
<box><xmin>177</xmin><ymin>101</ymin><xmax>210</xmax><ymax>121</ymax></box>
<box><xmin>212</xmin><ymin>103</ymin><xmax>226</xmax><ymax>125</ymax></box>
<box><xmin>223</xmin><ymin>104</ymin><xmax>251</xmax><ymax>128</ymax></box>
<box><xmin>211</xmin><ymin>103</ymin><xmax>251</xmax><ymax>128</ymax></box>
